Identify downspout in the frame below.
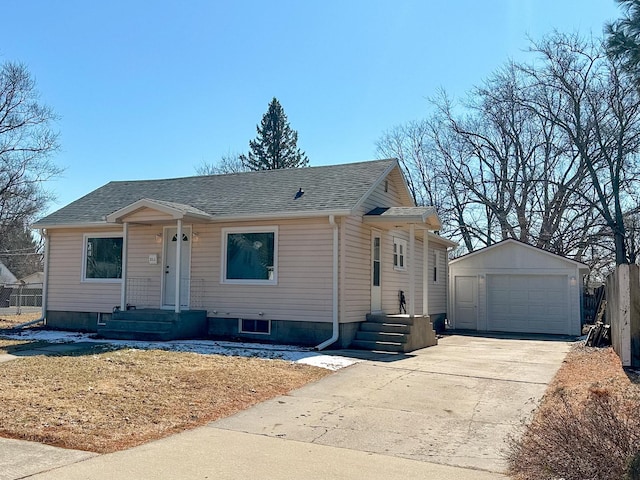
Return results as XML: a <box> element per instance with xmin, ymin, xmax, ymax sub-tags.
<box><xmin>315</xmin><ymin>214</ymin><xmax>339</xmax><ymax>350</ymax></box>
<box><xmin>120</xmin><ymin>222</ymin><xmax>129</xmax><ymax>311</ymax></box>
<box><xmin>175</xmin><ymin>219</ymin><xmax>183</xmax><ymax>313</ymax></box>
<box><xmin>16</xmin><ymin>228</ymin><xmax>49</xmax><ymax>328</ymax></box>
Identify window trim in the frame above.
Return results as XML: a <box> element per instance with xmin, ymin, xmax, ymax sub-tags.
<box><xmin>81</xmin><ymin>233</ymin><xmax>124</xmax><ymax>283</ymax></box>
<box><xmin>393</xmin><ymin>237</ymin><xmax>407</xmax><ymax>271</ymax></box>
<box><xmin>433</xmin><ymin>250</ymin><xmax>441</xmax><ymax>284</ymax></box>
<box><xmin>221</xmin><ymin>226</ymin><xmax>278</xmax><ymax>285</ymax></box>
<box><xmin>238</xmin><ymin>318</ymin><xmax>271</xmax><ymax>335</ymax></box>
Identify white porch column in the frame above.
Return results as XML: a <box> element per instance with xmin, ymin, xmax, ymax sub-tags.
<box><xmin>409</xmin><ymin>223</ymin><xmax>415</xmax><ymax>317</ymax></box>
<box><xmin>175</xmin><ymin>219</ymin><xmax>183</xmax><ymax>313</ymax></box>
<box><xmin>120</xmin><ymin>222</ymin><xmax>129</xmax><ymax>311</ymax></box>
<box><xmin>423</xmin><ymin>231</ymin><xmax>429</xmax><ymax>316</ymax></box>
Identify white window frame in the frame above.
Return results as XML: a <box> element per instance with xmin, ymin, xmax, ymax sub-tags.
<box><xmin>393</xmin><ymin>237</ymin><xmax>407</xmax><ymax>271</ymax></box>
<box><xmin>81</xmin><ymin>233</ymin><xmax>124</xmax><ymax>283</ymax></box>
<box><xmin>238</xmin><ymin>318</ymin><xmax>271</xmax><ymax>335</ymax></box>
<box><xmin>221</xmin><ymin>226</ymin><xmax>278</xmax><ymax>285</ymax></box>
<box><xmin>433</xmin><ymin>250</ymin><xmax>441</xmax><ymax>284</ymax></box>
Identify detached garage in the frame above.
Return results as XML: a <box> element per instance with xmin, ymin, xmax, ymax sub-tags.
<box><xmin>448</xmin><ymin>239</ymin><xmax>589</xmax><ymax>336</ymax></box>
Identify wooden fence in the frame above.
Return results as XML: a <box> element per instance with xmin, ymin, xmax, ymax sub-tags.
<box><xmin>605</xmin><ymin>264</ymin><xmax>640</xmax><ymax>368</ymax></box>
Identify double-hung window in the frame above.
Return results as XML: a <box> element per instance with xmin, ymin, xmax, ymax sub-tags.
<box><xmin>393</xmin><ymin>237</ymin><xmax>407</xmax><ymax>270</ymax></box>
<box><xmin>82</xmin><ymin>234</ymin><xmax>123</xmax><ymax>282</ymax></box>
<box><xmin>222</xmin><ymin>227</ymin><xmax>278</xmax><ymax>284</ymax></box>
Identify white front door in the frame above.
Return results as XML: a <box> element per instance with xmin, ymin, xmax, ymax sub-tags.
<box><xmin>371</xmin><ymin>231</ymin><xmax>382</xmax><ymax>312</ymax></box>
<box><xmin>163</xmin><ymin>227</ymin><xmax>191</xmax><ymax>308</ymax></box>
<box><xmin>455</xmin><ymin>276</ymin><xmax>477</xmax><ymax>329</ymax></box>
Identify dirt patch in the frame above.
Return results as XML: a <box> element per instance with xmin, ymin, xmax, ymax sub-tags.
<box><xmin>508</xmin><ymin>345</ymin><xmax>640</xmax><ymax>479</ymax></box>
<box><xmin>0</xmin><ymin>346</ymin><xmax>330</xmax><ymax>453</ymax></box>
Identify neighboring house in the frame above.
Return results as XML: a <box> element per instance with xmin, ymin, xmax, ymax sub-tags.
<box><xmin>0</xmin><ymin>261</ymin><xmax>18</xmax><ymax>308</ymax></box>
<box><xmin>33</xmin><ymin>159</ymin><xmax>455</xmax><ymax>350</ymax></box>
<box><xmin>0</xmin><ymin>261</ymin><xmax>17</xmax><ymax>285</ymax></box>
<box><xmin>448</xmin><ymin>239</ymin><xmax>589</xmax><ymax>336</ymax></box>
<box><xmin>19</xmin><ymin>272</ymin><xmax>45</xmax><ymax>285</ymax></box>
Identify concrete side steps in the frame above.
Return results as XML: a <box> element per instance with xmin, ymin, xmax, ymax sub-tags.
<box><xmin>354</xmin><ymin>331</ymin><xmax>408</xmax><ymax>343</ymax></box>
<box><xmin>366</xmin><ymin>313</ymin><xmax>414</xmax><ymax>325</ymax></box>
<box><xmin>359</xmin><ymin>322</ymin><xmax>412</xmax><ymax>334</ymax></box>
<box><xmin>350</xmin><ymin>339</ymin><xmax>406</xmax><ymax>352</ymax></box>
<box><xmin>351</xmin><ymin>314</ymin><xmax>437</xmax><ymax>353</ymax></box>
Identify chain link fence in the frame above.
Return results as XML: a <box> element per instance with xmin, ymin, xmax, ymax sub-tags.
<box><xmin>0</xmin><ymin>283</ymin><xmax>43</xmax><ymax>316</ymax></box>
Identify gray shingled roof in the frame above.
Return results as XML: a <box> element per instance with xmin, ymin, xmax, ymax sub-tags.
<box><xmin>35</xmin><ymin>159</ymin><xmax>398</xmax><ymax>227</ymax></box>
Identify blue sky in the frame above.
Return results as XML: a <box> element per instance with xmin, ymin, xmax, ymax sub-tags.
<box><xmin>2</xmin><ymin>1</ymin><xmax>621</xmax><ymax>214</ymax></box>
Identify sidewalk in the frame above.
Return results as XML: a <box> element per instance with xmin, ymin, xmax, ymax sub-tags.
<box><xmin>24</xmin><ymin>427</ymin><xmax>506</xmax><ymax>480</ymax></box>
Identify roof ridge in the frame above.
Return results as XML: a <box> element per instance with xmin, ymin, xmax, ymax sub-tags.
<box><xmin>105</xmin><ymin>158</ymin><xmax>397</xmax><ymax>184</ymax></box>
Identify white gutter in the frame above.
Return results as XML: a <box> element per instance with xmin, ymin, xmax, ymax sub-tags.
<box><xmin>33</xmin><ymin>209</ymin><xmax>354</xmax><ymax>230</ymax></box>
<box><xmin>120</xmin><ymin>222</ymin><xmax>129</xmax><ymax>311</ymax></box>
<box><xmin>15</xmin><ymin>229</ymin><xmax>49</xmax><ymax>328</ymax></box>
<box><xmin>315</xmin><ymin>215</ymin><xmax>339</xmax><ymax>350</ymax></box>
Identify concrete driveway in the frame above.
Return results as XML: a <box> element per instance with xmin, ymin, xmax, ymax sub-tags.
<box><xmin>213</xmin><ymin>334</ymin><xmax>571</xmax><ymax>474</ymax></box>
<box><xmin>17</xmin><ymin>334</ymin><xmax>570</xmax><ymax>479</ymax></box>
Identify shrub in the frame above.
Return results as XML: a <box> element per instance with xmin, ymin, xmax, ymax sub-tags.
<box><xmin>507</xmin><ymin>388</ymin><xmax>640</xmax><ymax>480</ymax></box>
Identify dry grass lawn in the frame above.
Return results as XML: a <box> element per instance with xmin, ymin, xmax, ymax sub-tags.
<box><xmin>0</xmin><ymin>342</ymin><xmax>331</xmax><ymax>453</ymax></box>
<box><xmin>508</xmin><ymin>345</ymin><xmax>640</xmax><ymax>479</ymax></box>
<box><xmin>0</xmin><ymin>311</ymin><xmax>41</xmax><ymax>329</ymax></box>
<box><xmin>548</xmin><ymin>345</ymin><xmax>639</xmax><ymax>400</ymax></box>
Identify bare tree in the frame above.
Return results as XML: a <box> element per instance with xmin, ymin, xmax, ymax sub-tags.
<box><xmin>0</xmin><ymin>61</ymin><xmax>61</xmax><ymax>236</ymax></box>
<box><xmin>521</xmin><ymin>33</ymin><xmax>640</xmax><ymax>264</ymax></box>
<box><xmin>378</xmin><ymin>33</ymin><xmax>640</xmax><ymax>270</ymax></box>
<box><xmin>195</xmin><ymin>151</ymin><xmax>248</xmax><ymax>175</ymax></box>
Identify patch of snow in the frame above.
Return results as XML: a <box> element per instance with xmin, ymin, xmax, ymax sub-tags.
<box><xmin>1</xmin><ymin>329</ymin><xmax>359</xmax><ymax>371</ymax></box>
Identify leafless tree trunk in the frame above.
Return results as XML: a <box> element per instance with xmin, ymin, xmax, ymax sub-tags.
<box><xmin>0</xmin><ymin>61</ymin><xmax>61</xmax><ymax>233</ymax></box>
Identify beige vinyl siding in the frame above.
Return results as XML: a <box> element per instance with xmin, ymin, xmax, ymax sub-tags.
<box><xmin>122</xmin><ymin>207</ymin><xmax>175</xmax><ymax>223</ymax></box>
<box><xmin>47</xmin><ymin>228</ymin><xmax>124</xmax><ymax>312</ymax></box>
<box><xmin>427</xmin><ymin>242</ymin><xmax>448</xmax><ymax>315</ymax></box>
<box><xmin>192</xmin><ymin>218</ymin><xmax>333</xmax><ymax>323</ymax></box>
<box><xmin>47</xmin><ymin>219</ymin><xmax>334</xmax><ymax>322</ymax></box>
<box><xmin>380</xmin><ymin>230</ymin><xmax>424</xmax><ymax>314</ymax></box>
<box><xmin>358</xmin><ymin>167</ymin><xmax>412</xmax><ymax>215</ymax></box>
<box><xmin>342</xmin><ymin>215</ymin><xmax>372</xmax><ymax>323</ymax></box>
<box><xmin>125</xmin><ymin>225</ymin><xmax>163</xmax><ymax>308</ymax></box>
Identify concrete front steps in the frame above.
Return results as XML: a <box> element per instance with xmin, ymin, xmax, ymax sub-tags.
<box><xmin>350</xmin><ymin>313</ymin><xmax>438</xmax><ymax>353</ymax></box>
<box><xmin>96</xmin><ymin>309</ymin><xmax>207</xmax><ymax>341</ymax></box>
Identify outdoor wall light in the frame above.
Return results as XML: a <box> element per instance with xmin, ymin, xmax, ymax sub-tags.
<box><xmin>155</xmin><ymin>233</ymin><xmax>163</xmax><ymax>244</ymax></box>
<box><xmin>193</xmin><ymin>232</ymin><xmax>200</xmax><ymax>242</ymax></box>
<box><xmin>570</xmin><ymin>276</ymin><xmax>577</xmax><ymax>286</ymax></box>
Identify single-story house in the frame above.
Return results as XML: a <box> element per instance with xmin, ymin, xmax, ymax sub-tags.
<box><xmin>448</xmin><ymin>239</ymin><xmax>589</xmax><ymax>336</ymax></box>
<box><xmin>33</xmin><ymin>159</ymin><xmax>456</xmax><ymax>350</ymax></box>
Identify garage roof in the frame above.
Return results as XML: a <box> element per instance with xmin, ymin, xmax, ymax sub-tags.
<box><xmin>449</xmin><ymin>239</ymin><xmax>589</xmax><ymax>270</ymax></box>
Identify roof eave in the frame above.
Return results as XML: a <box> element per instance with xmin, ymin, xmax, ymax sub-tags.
<box><xmin>363</xmin><ymin>215</ymin><xmax>441</xmax><ymax>230</ymax></box>
<box><xmin>426</xmin><ymin>232</ymin><xmax>458</xmax><ymax>248</ymax></box>
<box><xmin>32</xmin><ymin>209</ymin><xmax>354</xmax><ymax>229</ymax></box>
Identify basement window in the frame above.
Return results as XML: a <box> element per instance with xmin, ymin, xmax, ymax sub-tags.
<box><xmin>239</xmin><ymin>318</ymin><xmax>270</xmax><ymax>334</ymax></box>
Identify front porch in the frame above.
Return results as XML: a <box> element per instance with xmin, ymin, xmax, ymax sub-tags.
<box><xmin>96</xmin><ymin>308</ymin><xmax>208</xmax><ymax>341</ymax></box>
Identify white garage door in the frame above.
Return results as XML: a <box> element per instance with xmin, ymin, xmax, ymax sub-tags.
<box><xmin>487</xmin><ymin>274</ymin><xmax>569</xmax><ymax>334</ymax></box>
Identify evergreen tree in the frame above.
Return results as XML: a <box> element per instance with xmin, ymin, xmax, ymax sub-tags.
<box><xmin>606</xmin><ymin>0</ymin><xmax>640</xmax><ymax>81</ymax></box>
<box><xmin>240</xmin><ymin>98</ymin><xmax>309</xmax><ymax>170</ymax></box>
